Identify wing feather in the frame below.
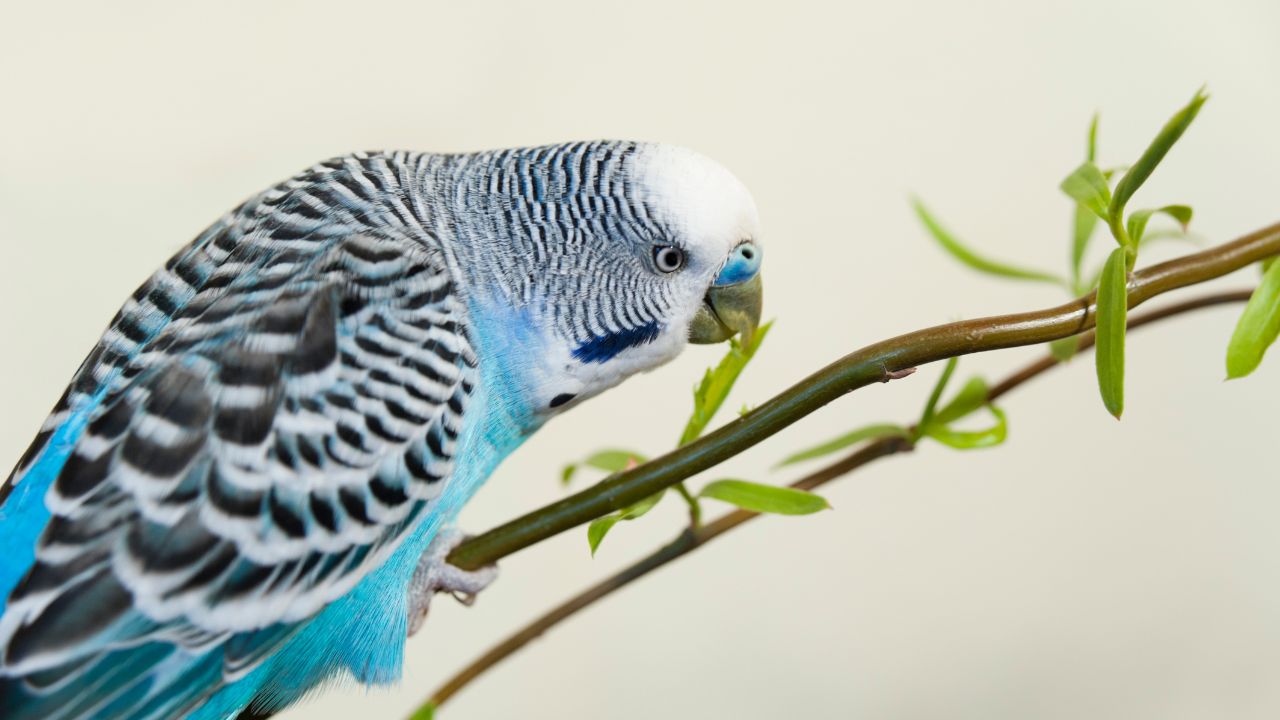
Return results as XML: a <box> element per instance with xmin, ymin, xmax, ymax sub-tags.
<box><xmin>0</xmin><ymin>159</ymin><xmax>476</xmax><ymax>720</ymax></box>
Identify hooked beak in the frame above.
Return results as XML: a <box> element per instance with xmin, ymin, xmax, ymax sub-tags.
<box><xmin>688</xmin><ymin>272</ymin><xmax>763</xmax><ymax>345</ymax></box>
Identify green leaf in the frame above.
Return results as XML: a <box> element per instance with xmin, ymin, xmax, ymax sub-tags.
<box><xmin>1095</xmin><ymin>247</ymin><xmax>1129</xmax><ymax>418</ymax></box>
<box><xmin>1086</xmin><ymin>113</ymin><xmax>1099</xmax><ymax>163</ymax></box>
<box><xmin>918</xmin><ymin>357</ymin><xmax>958</xmax><ymax>429</ymax></box>
<box><xmin>1109</xmin><ymin>87</ymin><xmax>1208</xmax><ymax>223</ymax></box>
<box><xmin>584</xmin><ymin>449</ymin><xmax>647</xmax><ymax>473</ymax></box>
<box><xmin>1059</xmin><ymin>162</ymin><xmax>1112</xmax><ymax>220</ymax></box>
<box><xmin>562</xmin><ymin>449</ymin><xmax>647</xmax><ymax>486</ymax></box>
<box><xmin>924</xmin><ymin>404</ymin><xmax>1008</xmax><ymax>449</ymax></box>
<box><xmin>1226</xmin><ymin>259</ymin><xmax>1280</xmax><ymax>378</ymax></box>
<box><xmin>1049</xmin><ymin>336</ymin><xmax>1080</xmax><ymax>362</ymax></box>
<box><xmin>679</xmin><ymin>321</ymin><xmax>773</xmax><ymax>446</ymax></box>
<box><xmin>911</xmin><ymin>199</ymin><xmax>1064</xmax><ymax>285</ymax></box>
<box><xmin>699</xmin><ymin>479</ymin><xmax>831</xmax><ymax>515</ymax></box>
<box><xmin>1071</xmin><ymin>203</ymin><xmax>1099</xmax><ymax>289</ymax></box>
<box><xmin>775</xmin><ymin>423</ymin><xmax>909</xmax><ymax>467</ymax></box>
<box><xmin>586</xmin><ymin>490</ymin><xmax>666</xmax><ymax>555</ymax></box>
<box><xmin>932</xmin><ymin>376</ymin><xmax>990</xmax><ymax>426</ymax></box>
<box><xmin>586</xmin><ymin>515</ymin><xmax>621</xmax><ymax>555</ymax></box>
<box><xmin>1126</xmin><ymin>205</ymin><xmax>1193</xmax><ymax>246</ymax></box>
<box><xmin>1069</xmin><ymin>115</ymin><xmax>1102</xmax><ymax>286</ymax></box>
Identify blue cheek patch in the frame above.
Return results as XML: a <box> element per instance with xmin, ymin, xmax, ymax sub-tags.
<box><xmin>572</xmin><ymin>321</ymin><xmax>661</xmax><ymax>363</ymax></box>
<box><xmin>713</xmin><ymin>242</ymin><xmax>762</xmax><ymax>286</ymax></box>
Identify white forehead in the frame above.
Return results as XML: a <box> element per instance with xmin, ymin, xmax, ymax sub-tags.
<box><xmin>633</xmin><ymin>144</ymin><xmax>760</xmax><ymax>252</ymax></box>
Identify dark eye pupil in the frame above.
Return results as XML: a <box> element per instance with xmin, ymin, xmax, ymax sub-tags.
<box><xmin>655</xmin><ymin>246</ymin><xmax>683</xmax><ymax>272</ymax></box>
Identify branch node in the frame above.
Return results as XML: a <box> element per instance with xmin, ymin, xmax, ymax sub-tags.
<box><xmin>882</xmin><ymin>367</ymin><xmax>917</xmax><ymax>382</ymax></box>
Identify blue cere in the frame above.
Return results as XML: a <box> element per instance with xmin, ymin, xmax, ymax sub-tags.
<box><xmin>713</xmin><ymin>242</ymin><xmax>762</xmax><ymax>286</ymax></box>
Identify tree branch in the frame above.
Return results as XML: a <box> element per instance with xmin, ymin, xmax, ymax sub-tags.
<box><xmin>447</xmin><ymin>222</ymin><xmax>1280</xmax><ymax>571</ymax></box>
<box><xmin>420</xmin><ymin>288</ymin><xmax>1255</xmax><ymax>715</ymax></box>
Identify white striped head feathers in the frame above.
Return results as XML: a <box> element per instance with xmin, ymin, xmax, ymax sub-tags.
<box><xmin>456</xmin><ymin>141</ymin><xmax>764</xmax><ymax>420</ymax></box>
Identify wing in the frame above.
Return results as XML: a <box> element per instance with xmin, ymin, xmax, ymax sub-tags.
<box><xmin>0</xmin><ymin>156</ymin><xmax>477</xmax><ymax>715</ymax></box>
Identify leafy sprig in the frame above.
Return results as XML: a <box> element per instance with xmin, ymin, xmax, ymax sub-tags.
<box><xmin>1062</xmin><ymin>89</ymin><xmax>1208</xmax><ymax>415</ymax></box>
<box><xmin>777</xmin><ymin>357</ymin><xmax>1008</xmax><ymax>468</ymax></box>
<box><xmin>914</xmin><ymin>88</ymin><xmax>1257</xmax><ymax>419</ymax></box>
<box><xmin>564</xmin><ymin>322</ymin><xmax>831</xmax><ymax>555</ymax></box>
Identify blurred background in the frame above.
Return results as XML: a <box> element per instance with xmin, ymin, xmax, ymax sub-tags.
<box><xmin>2</xmin><ymin>1</ymin><xmax>1279</xmax><ymax>718</ymax></box>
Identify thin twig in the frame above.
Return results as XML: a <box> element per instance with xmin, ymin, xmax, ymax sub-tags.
<box><xmin>419</xmin><ymin>289</ymin><xmax>1254</xmax><ymax>715</ymax></box>
<box><xmin>448</xmin><ymin>223</ymin><xmax>1280</xmax><ymax>571</ymax></box>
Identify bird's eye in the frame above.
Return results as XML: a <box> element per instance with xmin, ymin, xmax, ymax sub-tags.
<box><xmin>653</xmin><ymin>245</ymin><xmax>685</xmax><ymax>273</ymax></box>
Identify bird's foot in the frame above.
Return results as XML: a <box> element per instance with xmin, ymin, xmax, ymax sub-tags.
<box><xmin>407</xmin><ymin>529</ymin><xmax>499</xmax><ymax>636</ymax></box>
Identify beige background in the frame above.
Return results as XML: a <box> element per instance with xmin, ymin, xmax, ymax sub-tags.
<box><xmin>3</xmin><ymin>1</ymin><xmax>1279</xmax><ymax>718</ymax></box>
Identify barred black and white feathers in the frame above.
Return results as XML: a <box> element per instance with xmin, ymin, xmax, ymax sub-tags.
<box><xmin>3</xmin><ymin>197</ymin><xmax>474</xmax><ymax>674</ymax></box>
<box><xmin>0</xmin><ymin>155</ymin><xmax>485</xmax><ymax>715</ymax></box>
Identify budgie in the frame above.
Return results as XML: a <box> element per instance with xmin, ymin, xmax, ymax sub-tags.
<box><xmin>0</xmin><ymin>141</ymin><xmax>764</xmax><ymax>719</ymax></box>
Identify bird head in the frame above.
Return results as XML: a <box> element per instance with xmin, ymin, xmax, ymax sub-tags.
<box><xmin>634</xmin><ymin>143</ymin><xmax>764</xmax><ymax>349</ymax></box>
<box><xmin>456</xmin><ymin>141</ymin><xmax>763</xmax><ymax>420</ymax></box>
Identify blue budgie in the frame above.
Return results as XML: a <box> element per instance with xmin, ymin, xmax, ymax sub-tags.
<box><xmin>0</xmin><ymin>141</ymin><xmax>763</xmax><ymax>719</ymax></box>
